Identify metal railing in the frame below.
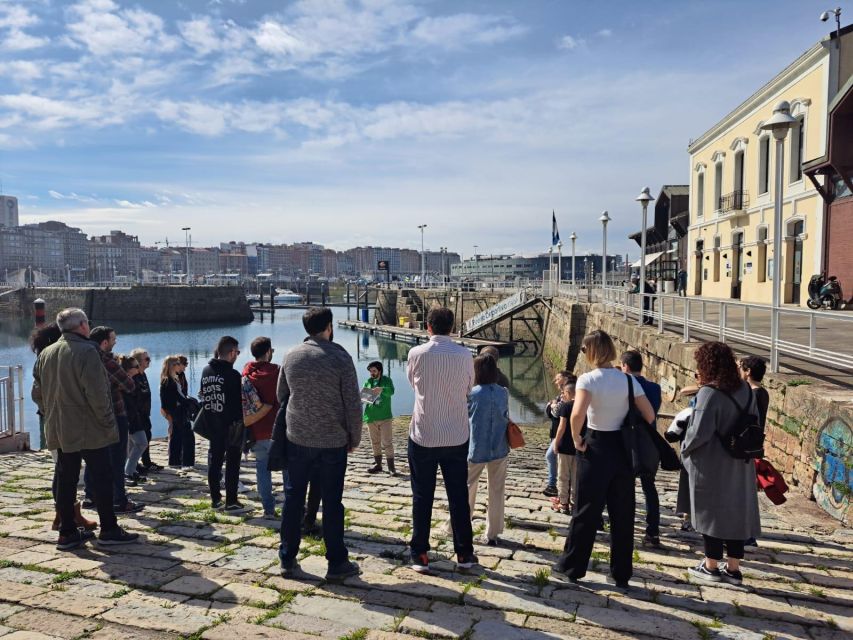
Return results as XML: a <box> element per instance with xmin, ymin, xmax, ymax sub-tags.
<box><xmin>589</xmin><ymin>287</ymin><xmax>853</xmax><ymax>371</ymax></box>
<box><xmin>719</xmin><ymin>189</ymin><xmax>749</xmax><ymax>213</ymax></box>
<box><xmin>0</xmin><ymin>366</ymin><xmax>25</xmax><ymax>440</ymax></box>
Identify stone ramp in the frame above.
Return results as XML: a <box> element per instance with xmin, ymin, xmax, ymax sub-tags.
<box><xmin>0</xmin><ymin>422</ymin><xmax>849</xmax><ymax>640</ymax></box>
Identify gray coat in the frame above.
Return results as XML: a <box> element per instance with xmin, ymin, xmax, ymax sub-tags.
<box><xmin>682</xmin><ymin>382</ymin><xmax>761</xmax><ymax>540</ymax></box>
<box><xmin>276</xmin><ymin>337</ymin><xmax>362</xmax><ymax>450</ymax></box>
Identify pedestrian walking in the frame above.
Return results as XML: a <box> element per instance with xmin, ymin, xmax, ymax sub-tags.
<box><xmin>276</xmin><ymin>307</ymin><xmax>362</xmax><ymax>582</ymax></box>
<box><xmin>552</xmin><ymin>330</ymin><xmax>655</xmax><ymax>589</ymax></box>
<box><xmin>32</xmin><ymin>308</ymin><xmax>138</xmax><ymax>550</ymax></box>
<box><xmin>543</xmin><ymin>370</ymin><xmax>571</xmax><ymax>497</ymax></box>
<box><xmin>406</xmin><ymin>307</ymin><xmax>477</xmax><ymax>574</ymax></box>
<box><xmin>242</xmin><ymin>337</ymin><xmax>280</xmax><ymax>519</ymax></box>
<box><xmin>466</xmin><ymin>354</ymin><xmax>510</xmax><ymax>546</ymax></box>
<box><xmin>88</xmin><ymin>326</ymin><xmax>144</xmax><ymax>514</ymax></box>
<box><xmin>684</xmin><ymin>342</ymin><xmax>761</xmax><ymax>586</ymax></box>
<box><xmin>160</xmin><ymin>355</ymin><xmax>195</xmax><ymax>469</ymax></box>
<box><xmin>200</xmin><ymin>336</ymin><xmax>246</xmax><ymax>512</ymax></box>
<box><xmin>677</xmin><ymin>268</ymin><xmax>688</xmax><ymax>297</ymax></box>
<box><xmin>363</xmin><ymin>361</ymin><xmax>396</xmax><ymax>475</ymax></box>
<box><xmin>619</xmin><ymin>350</ymin><xmax>663</xmax><ymax>548</ymax></box>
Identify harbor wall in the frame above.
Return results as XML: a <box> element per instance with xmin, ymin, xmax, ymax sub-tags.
<box><xmin>1</xmin><ymin>286</ymin><xmax>254</xmax><ymax>324</ymax></box>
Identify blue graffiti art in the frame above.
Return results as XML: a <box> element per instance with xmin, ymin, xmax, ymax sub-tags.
<box><xmin>813</xmin><ymin>418</ymin><xmax>852</xmax><ymax>523</ymax></box>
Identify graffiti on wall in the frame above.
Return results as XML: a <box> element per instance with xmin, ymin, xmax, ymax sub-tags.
<box><xmin>812</xmin><ymin>417</ymin><xmax>852</xmax><ymax>524</ymax></box>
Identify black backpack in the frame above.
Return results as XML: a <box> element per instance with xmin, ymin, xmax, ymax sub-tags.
<box><xmin>715</xmin><ymin>387</ymin><xmax>765</xmax><ymax>461</ymax></box>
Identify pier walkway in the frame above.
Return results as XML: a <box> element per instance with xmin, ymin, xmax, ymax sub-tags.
<box><xmin>0</xmin><ymin>427</ymin><xmax>850</xmax><ymax>640</ymax></box>
<box><xmin>338</xmin><ymin>320</ymin><xmax>514</xmax><ymax>355</ymax></box>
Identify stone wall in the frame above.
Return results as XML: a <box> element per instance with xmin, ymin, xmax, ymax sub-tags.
<box><xmin>3</xmin><ymin>286</ymin><xmax>253</xmax><ymax>324</ymax></box>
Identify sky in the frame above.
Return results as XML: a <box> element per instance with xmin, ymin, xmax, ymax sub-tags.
<box><xmin>0</xmin><ymin>0</ymin><xmax>843</xmax><ymax>259</ymax></box>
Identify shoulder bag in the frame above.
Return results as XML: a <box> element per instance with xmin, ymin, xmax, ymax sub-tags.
<box><xmin>620</xmin><ymin>374</ymin><xmax>660</xmax><ymax>476</ymax></box>
<box><xmin>507</xmin><ymin>419</ymin><xmax>525</xmax><ymax>449</ymax></box>
<box><xmin>191</xmin><ymin>406</ymin><xmax>214</xmax><ymax>440</ymax></box>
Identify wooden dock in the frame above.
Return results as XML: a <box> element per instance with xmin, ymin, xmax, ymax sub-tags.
<box><xmin>337</xmin><ymin>320</ymin><xmax>515</xmax><ymax>355</ymax></box>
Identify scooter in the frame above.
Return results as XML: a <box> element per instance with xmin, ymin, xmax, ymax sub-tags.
<box><xmin>806</xmin><ymin>273</ymin><xmax>845</xmax><ymax>310</ymax></box>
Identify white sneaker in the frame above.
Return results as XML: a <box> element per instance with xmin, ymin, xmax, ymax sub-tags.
<box><xmin>180</xmin><ymin>466</ymin><xmax>194</xmax><ymax>473</ymax></box>
<box><xmin>237</xmin><ymin>481</ymin><xmax>249</xmax><ymax>493</ymax></box>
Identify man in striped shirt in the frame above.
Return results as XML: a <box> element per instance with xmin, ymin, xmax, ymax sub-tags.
<box><xmin>406</xmin><ymin>307</ymin><xmax>477</xmax><ymax>573</ymax></box>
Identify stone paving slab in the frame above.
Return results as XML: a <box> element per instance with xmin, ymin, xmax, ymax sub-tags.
<box><xmin>0</xmin><ymin>426</ymin><xmax>850</xmax><ymax>639</ymax></box>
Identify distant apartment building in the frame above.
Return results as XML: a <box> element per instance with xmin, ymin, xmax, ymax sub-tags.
<box><xmin>687</xmin><ymin>25</ymin><xmax>853</xmax><ymax>305</ymax></box>
<box><xmin>290</xmin><ymin>242</ymin><xmax>324</xmax><ymax>275</ymax></box>
<box><xmin>89</xmin><ymin>230</ymin><xmax>141</xmax><ymax>280</ymax></box>
<box><xmin>0</xmin><ymin>195</ymin><xmax>19</xmax><ymax>228</ymax></box>
<box><xmin>321</xmin><ymin>249</ymin><xmax>339</xmax><ymax>276</ymax></box>
<box><xmin>30</xmin><ymin>221</ymin><xmax>89</xmax><ymax>280</ymax></box>
<box><xmin>190</xmin><ymin>247</ymin><xmax>220</xmax><ymax>276</ymax></box>
<box><xmin>400</xmin><ymin>248</ymin><xmax>420</xmax><ymax>274</ymax></box>
<box><xmin>219</xmin><ymin>251</ymin><xmax>248</xmax><ymax>276</ymax></box>
<box><xmin>0</xmin><ymin>225</ymin><xmax>64</xmax><ymax>281</ymax></box>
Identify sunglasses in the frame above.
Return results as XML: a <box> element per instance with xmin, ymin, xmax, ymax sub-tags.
<box><xmin>144</xmin><ymin>357</ymin><xmax>151</xmax><ymax>362</ymax></box>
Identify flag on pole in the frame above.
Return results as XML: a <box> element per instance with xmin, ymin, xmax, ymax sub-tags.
<box><xmin>551</xmin><ymin>210</ymin><xmax>560</xmax><ymax>247</ymax></box>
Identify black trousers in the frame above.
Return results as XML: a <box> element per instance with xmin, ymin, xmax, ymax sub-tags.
<box><xmin>56</xmin><ymin>447</ymin><xmax>118</xmax><ymax>536</ymax></box>
<box><xmin>555</xmin><ymin>430</ymin><xmax>635</xmax><ymax>583</ymax></box>
<box><xmin>407</xmin><ymin>438</ymin><xmax>473</xmax><ymax>556</ymax></box>
<box><xmin>303</xmin><ymin>477</ymin><xmax>322</xmax><ymax>525</ymax></box>
<box><xmin>703</xmin><ymin>535</ymin><xmax>744</xmax><ymax>561</ymax></box>
<box><xmin>140</xmin><ymin>416</ymin><xmax>153</xmax><ymax>467</ymax></box>
<box><xmin>208</xmin><ymin>430</ymin><xmax>241</xmax><ymax>505</ymax></box>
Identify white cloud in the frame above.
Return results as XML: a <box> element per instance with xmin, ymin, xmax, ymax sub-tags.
<box><xmin>598</xmin><ymin>28</ymin><xmax>613</xmax><ymax>37</ymax></box>
<box><xmin>557</xmin><ymin>35</ymin><xmax>580</xmax><ymax>50</ymax></box>
<box><xmin>179</xmin><ymin>16</ymin><xmax>223</xmax><ymax>55</ymax></box>
<box><xmin>0</xmin><ymin>60</ymin><xmax>44</xmax><ymax>81</ymax></box>
<box><xmin>48</xmin><ymin>190</ymin><xmax>97</xmax><ymax>202</ymax></box>
<box><xmin>411</xmin><ymin>14</ymin><xmax>526</xmax><ymax>48</ymax></box>
<box><xmin>3</xmin><ymin>28</ymin><xmax>49</xmax><ymax>50</ymax></box>
<box><xmin>65</xmin><ymin>0</ymin><xmax>179</xmax><ymax>57</ymax></box>
<box><xmin>0</xmin><ymin>3</ymin><xmax>48</xmax><ymax>50</ymax></box>
<box><xmin>0</xmin><ymin>4</ymin><xmax>40</xmax><ymax>29</ymax></box>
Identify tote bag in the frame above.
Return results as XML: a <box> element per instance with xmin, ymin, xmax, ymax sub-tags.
<box><xmin>620</xmin><ymin>374</ymin><xmax>660</xmax><ymax>476</ymax></box>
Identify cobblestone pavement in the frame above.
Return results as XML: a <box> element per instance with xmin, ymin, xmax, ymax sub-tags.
<box><xmin>0</xmin><ymin>421</ymin><xmax>850</xmax><ymax>640</ymax></box>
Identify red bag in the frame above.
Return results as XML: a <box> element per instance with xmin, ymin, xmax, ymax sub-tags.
<box><xmin>754</xmin><ymin>459</ymin><xmax>788</xmax><ymax>505</ymax></box>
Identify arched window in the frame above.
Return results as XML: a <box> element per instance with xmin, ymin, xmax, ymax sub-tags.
<box><xmin>695</xmin><ymin>163</ymin><xmax>706</xmax><ymax>219</ymax></box>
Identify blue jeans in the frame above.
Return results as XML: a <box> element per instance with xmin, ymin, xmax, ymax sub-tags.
<box><xmin>279</xmin><ymin>442</ymin><xmax>349</xmax><ymax>568</ymax></box>
<box><xmin>545</xmin><ymin>446</ymin><xmax>557</xmax><ymax>486</ymax></box>
<box><xmin>125</xmin><ymin>430</ymin><xmax>148</xmax><ymax>476</ymax></box>
<box><xmin>252</xmin><ymin>439</ymin><xmax>275</xmax><ymax>515</ymax></box>
<box><xmin>407</xmin><ymin>438</ymin><xmax>473</xmax><ymax>556</ymax></box>
<box><xmin>640</xmin><ymin>472</ymin><xmax>660</xmax><ymax>538</ymax></box>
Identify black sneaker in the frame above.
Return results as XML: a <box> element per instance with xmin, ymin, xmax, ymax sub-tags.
<box><xmin>211</xmin><ymin>499</ymin><xmax>224</xmax><ymax>510</ymax></box>
<box><xmin>81</xmin><ymin>499</ymin><xmax>95</xmax><ymax>510</ymax></box>
<box><xmin>720</xmin><ymin>563</ymin><xmax>743</xmax><ymax>586</ymax></box>
<box><xmin>688</xmin><ymin>561</ymin><xmax>722</xmax><ymax>584</ymax></box>
<box><xmin>223</xmin><ymin>502</ymin><xmax>250</xmax><ymax>514</ymax></box>
<box><xmin>56</xmin><ymin>529</ymin><xmax>95</xmax><ymax>551</ymax></box>
<box><xmin>325</xmin><ymin>560</ymin><xmax>361</xmax><ymax>582</ymax></box>
<box><xmin>411</xmin><ymin>552</ymin><xmax>430</xmax><ymax>574</ymax></box>
<box><xmin>744</xmin><ymin>537</ymin><xmax>758</xmax><ymax>547</ymax></box>
<box><xmin>606</xmin><ymin>574</ymin><xmax>631</xmax><ymax>591</ymax></box>
<box><xmin>280</xmin><ymin>559</ymin><xmax>301</xmax><ymax>577</ymax></box>
<box><xmin>98</xmin><ymin>526</ymin><xmax>140</xmax><ymax>545</ymax></box>
<box><xmin>124</xmin><ymin>474</ymin><xmax>139</xmax><ymax>487</ymax></box>
<box><xmin>542</xmin><ymin>484</ymin><xmax>558</xmax><ymax>497</ymax></box>
<box><xmin>114</xmin><ymin>500</ymin><xmax>145</xmax><ymax>514</ymax></box>
<box><xmin>456</xmin><ymin>553</ymin><xmax>479</xmax><ymax>570</ymax></box>
<box><xmin>145</xmin><ymin>463</ymin><xmax>163</xmax><ymax>473</ymax></box>
<box><xmin>642</xmin><ymin>534</ymin><xmax>662</xmax><ymax>549</ymax></box>
<box><xmin>551</xmin><ymin>564</ymin><xmax>579</xmax><ymax>584</ymax></box>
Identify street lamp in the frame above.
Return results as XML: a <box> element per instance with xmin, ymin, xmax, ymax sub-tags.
<box><xmin>557</xmin><ymin>241</ymin><xmax>563</xmax><ymax>291</ymax></box>
<box><xmin>417</xmin><ymin>224</ymin><xmax>427</xmax><ymax>287</ymax></box>
<box><xmin>182</xmin><ymin>227</ymin><xmax>191</xmax><ymax>284</ymax></box>
<box><xmin>599</xmin><ymin>211</ymin><xmax>610</xmax><ymax>291</ymax></box>
<box><xmin>761</xmin><ymin>101</ymin><xmax>797</xmax><ymax>373</ymax></box>
<box><xmin>635</xmin><ymin>187</ymin><xmax>655</xmax><ymax>326</ymax></box>
<box><xmin>570</xmin><ymin>232</ymin><xmax>577</xmax><ymax>294</ymax></box>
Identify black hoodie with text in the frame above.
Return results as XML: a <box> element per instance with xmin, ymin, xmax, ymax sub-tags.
<box><xmin>200</xmin><ymin>358</ymin><xmax>242</xmax><ymax>431</ymax></box>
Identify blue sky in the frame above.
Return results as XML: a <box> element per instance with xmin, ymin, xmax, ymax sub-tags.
<box><xmin>0</xmin><ymin>0</ymin><xmax>842</xmax><ymax>258</ymax></box>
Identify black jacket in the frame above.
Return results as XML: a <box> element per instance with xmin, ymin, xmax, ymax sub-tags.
<box><xmin>133</xmin><ymin>372</ymin><xmax>152</xmax><ymax>432</ymax></box>
<box><xmin>160</xmin><ymin>377</ymin><xmax>187</xmax><ymax>425</ymax></box>
<box><xmin>199</xmin><ymin>358</ymin><xmax>242</xmax><ymax>431</ymax></box>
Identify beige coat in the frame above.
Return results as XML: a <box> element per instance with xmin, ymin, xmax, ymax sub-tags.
<box><xmin>32</xmin><ymin>332</ymin><xmax>117</xmax><ymax>453</ymax></box>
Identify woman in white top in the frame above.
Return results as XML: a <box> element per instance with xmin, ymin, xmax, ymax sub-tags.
<box><xmin>552</xmin><ymin>330</ymin><xmax>655</xmax><ymax>589</ymax></box>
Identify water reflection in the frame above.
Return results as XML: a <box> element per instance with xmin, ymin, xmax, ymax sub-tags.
<box><xmin>0</xmin><ymin>307</ymin><xmax>553</xmax><ymax>447</ymax></box>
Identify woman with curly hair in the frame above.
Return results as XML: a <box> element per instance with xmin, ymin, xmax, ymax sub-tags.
<box><xmin>683</xmin><ymin>341</ymin><xmax>760</xmax><ymax>586</ymax></box>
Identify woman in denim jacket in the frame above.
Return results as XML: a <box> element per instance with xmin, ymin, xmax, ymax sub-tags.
<box><xmin>467</xmin><ymin>354</ymin><xmax>511</xmax><ymax>546</ymax></box>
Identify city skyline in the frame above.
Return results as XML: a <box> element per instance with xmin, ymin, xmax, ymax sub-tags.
<box><xmin>0</xmin><ymin>0</ymin><xmax>840</xmax><ymax>258</ymax></box>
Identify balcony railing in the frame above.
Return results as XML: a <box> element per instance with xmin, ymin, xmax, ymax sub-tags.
<box><xmin>718</xmin><ymin>190</ymin><xmax>749</xmax><ymax>213</ymax></box>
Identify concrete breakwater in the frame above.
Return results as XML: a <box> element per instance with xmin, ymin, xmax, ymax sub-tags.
<box><xmin>0</xmin><ymin>285</ymin><xmax>254</xmax><ymax>324</ymax></box>
<box><xmin>375</xmin><ymin>289</ymin><xmax>852</xmax><ymax>524</ymax></box>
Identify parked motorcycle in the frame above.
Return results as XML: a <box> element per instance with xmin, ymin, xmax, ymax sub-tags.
<box><xmin>806</xmin><ymin>273</ymin><xmax>845</xmax><ymax>310</ymax></box>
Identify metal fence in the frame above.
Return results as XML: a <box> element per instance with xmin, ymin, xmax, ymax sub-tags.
<box><xmin>592</xmin><ymin>286</ymin><xmax>853</xmax><ymax>371</ymax></box>
<box><xmin>0</xmin><ymin>366</ymin><xmax>25</xmax><ymax>440</ymax></box>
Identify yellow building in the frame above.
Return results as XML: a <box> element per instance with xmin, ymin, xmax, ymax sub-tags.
<box><xmin>687</xmin><ymin>26</ymin><xmax>853</xmax><ymax>305</ymax></box>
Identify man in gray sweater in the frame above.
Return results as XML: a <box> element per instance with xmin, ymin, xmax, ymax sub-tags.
<box><xmin>276</xmin><ymin>307</ymin><xmax>362</xmax><ymax>581</ymax></box>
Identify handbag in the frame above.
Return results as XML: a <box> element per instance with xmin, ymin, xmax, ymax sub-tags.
<box><xmin>651</xmin><ymin>427</ymin><xmax>682</xmax><ymax>471</ymax></box>
<box><xmin>621</xmin><ymin>374</ymin><xmax>660</xmax><ymax>476</ymax></box>
<box><xmin>191</xmin><ymin>406</ymin><xmax>214</xmax><ymax>440</ymax></box>
<box><xmin>267</xmin><ymin>404</ymin><xmax>289</xmax><ymax>472</ymax></box>
<box><xmin>507</xmin><ymin>419</ymin><xmax>525</xmax><ymax>449</ymax></box>
<box><xmin>227</xmin><ymin>419</ymin><xmax>245</xmax><ymax>449</ymax></box>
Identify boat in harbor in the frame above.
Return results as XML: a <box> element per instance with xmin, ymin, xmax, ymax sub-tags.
<box><xmin>273</xmin><ymin>289</ymin><xmax>303</xmax><ymax>304</ymax></box>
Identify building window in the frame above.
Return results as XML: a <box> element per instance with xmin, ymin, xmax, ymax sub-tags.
<box><xmin>713</xmin><ymin>236</ymin><xmax>721</xmax><ymax>282</ymax></box>
<box><xmin>756</xmin><ymin>227</ymin><xmax>768</xmax><ymax>283</ymax></box>
<box><xmin>790</xmin><ymin>117</ymin><xmax>804</xmax><ymax>183</ymax></box>
<box><xmin>734</xmin><ymin>150</ymin><xmax>744</xmax><ymax>194</ymax></box>
<box><xmin>758</xmin><ymin>136</ymin><xmax>770</xmax><ymax>194</ymax></box>
<box><xmin>696</xmin><ymin>172</ymin><xmax>705</xmax><ymax>218</ymax></box>
<box><xmin>714</xmin><ymin>162</ymin><xmax>723</xmax><ymax>212</ymax></box>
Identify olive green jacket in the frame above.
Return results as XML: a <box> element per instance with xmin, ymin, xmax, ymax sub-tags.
<box><xmin>32</xmin><ymin>332</ymin><xmax>117</xmax><ymax>453</ymax></box>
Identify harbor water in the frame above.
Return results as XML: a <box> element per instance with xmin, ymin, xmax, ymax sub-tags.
<box><xmin>0</xmin><ymin>306</ymin><xmax>555</xmax><ymax>449</ymax></box>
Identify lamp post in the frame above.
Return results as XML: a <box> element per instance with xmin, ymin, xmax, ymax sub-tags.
<box><xmin>570</xmin><ymin>232</ymin><xmax>577</xmax><ymax>295</ymax></box>
<box><xmin>418</xmin><ymin>224</ymin><xmax>427</xmax><ymax>287</ymax></box>
<box><xmin>635</xmin><ymin>187</ymin><xmax>655</xmax><ymax>326</ymax></box>
<box><xmin>181</xmin><ymin>227</ymin><xmax>191</xmax><ymax>284</ymax></box>
<box><xmin>557</xmin><ymin>241</ymin><xmax>563</xmax><ymax>291</ymax></box>
<box><xmin>761</xmin><ymin>101</ymin><xmax>797</xmax><ymax>373</ymax></box>
<box><xmin>599</xmin><ymin>211</ymin><xmax>610</xmax><ymax>291</ymax></box>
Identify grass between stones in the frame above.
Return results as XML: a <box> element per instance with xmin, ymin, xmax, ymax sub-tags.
<box><xmin>181</xmin><ymin>614</ymin><xmax>230</xmax><ymax>640</ymax></box>
<box><xmin>251</xmin><ymin>591</ymin><xmax>297</xmax><ymax>625</ymax></box>
<box><xmin>532</xmin><ymin>567</ymin><xmax>551</xmax><ymax>587</ymax></box>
